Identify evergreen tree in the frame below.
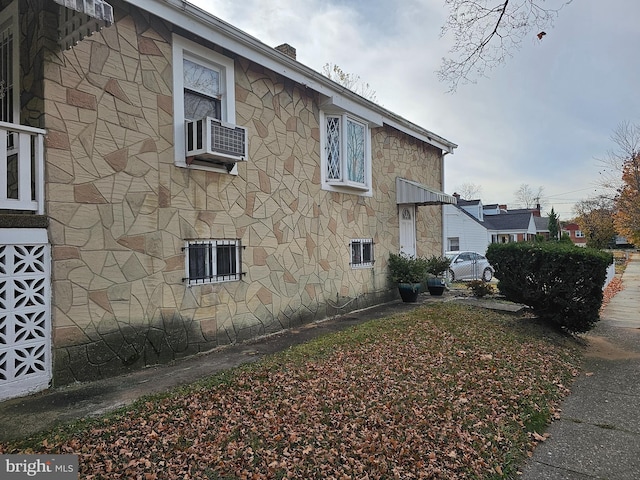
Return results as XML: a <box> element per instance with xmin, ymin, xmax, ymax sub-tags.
<box><xmin>547</xmin><ymin>207</ymin><xmax>560</xmax><ymax>241</ymax></box>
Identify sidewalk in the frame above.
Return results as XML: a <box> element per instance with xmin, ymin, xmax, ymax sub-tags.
<box><xmin>520</xmin><ymin>252</ymin><xmax>640</xmax><ymax>480</ymax></box>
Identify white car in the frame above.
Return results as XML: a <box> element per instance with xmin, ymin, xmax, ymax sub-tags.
<box><xmin>445</xmin><ymin>251</ymin><xmax>494</xmax><ymax>282</ymax></box>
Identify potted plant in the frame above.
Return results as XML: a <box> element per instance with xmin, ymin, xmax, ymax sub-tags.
<box><xmin>425</xmin><ymin>255</ymin><xmax>451</xmax><ymax>296</ymax></box>
<box><xmin>388</xmin><ymin>252</ymin><xmax>429</xmax><ymax>302</ymax></box>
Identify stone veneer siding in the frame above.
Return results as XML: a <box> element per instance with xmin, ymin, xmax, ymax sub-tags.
<box><xmin>26</xmin><ymin>2</ymin><xmax>445</xmax><ymax>385</ymax></box>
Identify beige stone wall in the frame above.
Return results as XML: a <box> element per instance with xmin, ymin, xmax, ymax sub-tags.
<box><xmin>34</xmin><ymin>4</ymin><xmax>445</xmax><ymax>384</ymax></box>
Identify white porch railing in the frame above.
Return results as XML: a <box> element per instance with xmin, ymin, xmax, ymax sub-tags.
<box><xmin>0</xmin><ymin>121</ymin><xmax>46</xmax><ymax>214</ymax></box>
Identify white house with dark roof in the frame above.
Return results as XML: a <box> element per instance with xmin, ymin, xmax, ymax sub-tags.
<box><xmin>444</xmin><ymin>195</ymin><xmax>546</xmax><ymax>254</ymax></box>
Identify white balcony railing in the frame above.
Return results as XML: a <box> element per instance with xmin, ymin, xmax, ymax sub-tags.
<box><xmin>0</xmin><ymin>121</ymin><xmax>46</xmax><ymax>214</ymax></box>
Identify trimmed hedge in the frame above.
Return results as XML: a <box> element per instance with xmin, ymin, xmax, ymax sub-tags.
<box><xmin>486</xmin><ymin>242</ymin><xmax>613</xmax><ymax>333</ymax></box>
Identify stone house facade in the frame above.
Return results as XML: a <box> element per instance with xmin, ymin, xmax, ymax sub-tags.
<box><xmin>0</xmin><ymin>0</ymin><xmax>456</xmax><ymax>400</ymax></box>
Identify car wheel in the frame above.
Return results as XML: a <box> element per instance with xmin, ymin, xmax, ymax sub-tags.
<box><xmin>448</xmin><ymin>269</ymin><xmax>455</xmax><ymax>282</ymax></box>
<box><xmin>482</xmin><ymin>268</ymin><xmax>492</xmax><ymax>282</ymax></box>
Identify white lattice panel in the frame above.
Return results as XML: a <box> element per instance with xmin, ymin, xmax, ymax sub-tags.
<box><xmin>0</xmin><ymin>231</ymin><xmax>51</xmax><ymax>401</ymax></box>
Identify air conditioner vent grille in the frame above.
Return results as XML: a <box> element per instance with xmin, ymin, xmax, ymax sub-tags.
<box><xmin>185</xmin><ymin>117</ymin><xmax>248</xmax><ymax>165</ymax></box>
<box><xmin>210</xmin><ymin>121</ymin><xmax>246</xmax><ymax>157</ymax></box>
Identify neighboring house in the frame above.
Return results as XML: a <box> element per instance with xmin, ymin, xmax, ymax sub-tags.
<box><xmin>443</xmin><ymin>200</ymin><xmax>489</xmax><ymax>253</ymax></box>
<box><xmin>444</xmin><ymin>195</ymin><xmax>544</xmax><ymax>254</ymax></box>
<box><xmin>561</xmin><ymin>223</ymin><xmax>587</xmax><ymax>246</ymax></box>
<box><xmin>0</xmin><ymin>0</ymin><xmax>457</xmax><ymax>400</ymax></box>
<box><xmin>534</xmin><ymin>216</ymin><xmax>551</xmax><ymax>240</ymax></box>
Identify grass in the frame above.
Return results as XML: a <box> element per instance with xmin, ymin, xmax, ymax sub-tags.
<box><xmin>0</xmin><ymin>303</ymin><xmax>583</xmax><ymax>479</ymax></box>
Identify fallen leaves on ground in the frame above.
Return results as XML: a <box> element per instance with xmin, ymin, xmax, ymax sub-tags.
<box><xmin>1</xmin><ymin>303</ymin><xmax>582</xmax><ymax>479</ymax></box>
<box><xmin>601</xmin><ymin>276</ymin><xmax>624</xmax><ymax>312</ymax></box>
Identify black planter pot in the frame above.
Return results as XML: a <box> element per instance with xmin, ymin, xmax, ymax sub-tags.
<box><xmin>398</xmin><ymin>283</ymin><xmax>422</xmax><ymax>302</ymax></box>
<box><xmin>427</xmin><ymin>277</ymin><xmax>446</xmax><ymax>296</ymax></box>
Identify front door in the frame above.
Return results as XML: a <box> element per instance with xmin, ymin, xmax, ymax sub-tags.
<box><xmin>399</xmin><ymin>204</ymin><xmax>416</xmax><ymax>257</ymax></box>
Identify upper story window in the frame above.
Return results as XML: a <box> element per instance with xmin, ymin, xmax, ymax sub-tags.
<box><xmin>183</xmin><ymin>58</ymin><xmax>222</xmax><ymax>121</ymax></box>
<box><xmin>172</xmin><ymin>35</ymin><xmax>238</xmax><ymax>173</ymax></box>
<box><xmin>321</xmin><ymin>111</ymin><xmax>371</xmax><ymax>195</ymax></box>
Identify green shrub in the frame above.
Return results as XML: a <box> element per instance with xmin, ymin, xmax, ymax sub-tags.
<box><xmin>467</xmin><ymin>280</ymin><xmax>494</xmax><ymax>298</ymax></box>
<box><xmin>425</xmin><ymin>255</ymin><xmax>451</xmax><ymax>277</ymax></box>
<box><xmin>388</xmin><ymin>253</ymin><xmax>429</xmax><ymax>284</ymax></box>
<box><xmin>486</xmin><ymin>242</ymin><xmax>612</xmax><ymax>333</ymax></box>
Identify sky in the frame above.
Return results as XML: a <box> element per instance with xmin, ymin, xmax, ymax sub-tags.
<box><xmin>188</xmin><ymin>0</ymin><xmax>640</xmax><ymax>220</ymax></box>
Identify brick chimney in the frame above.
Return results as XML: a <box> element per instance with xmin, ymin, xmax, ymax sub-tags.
<box><xmin>275</xmin><ymin>43</ymin><xmax>296</xmax><ymax>60</ymax></box>
<box><xmin>533</xmin><ymin>203</ymin><xmax>541</xmax><ymax>217</ymax></box>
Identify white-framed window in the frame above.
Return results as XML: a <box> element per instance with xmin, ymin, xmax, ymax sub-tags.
<box><xmin>575</xmin><ymin>230</ymin><xmax>585</xmax><ymax>238</ymax></box>
<box><xmin>172</xmin><ymin>34</ymin><xmax>237</xmax><ymax>173</ymax></box>
<box><xmin>0</xmin><ymin>0</ymin><xmax>19</xmax><ymax>125</ymax></box>
<box><xmin>184</xmin><ymin>239</ymin><xmax>243</xmax><ymax>285</ymax></box>
<box><xmin>350</xmin><ymin>238</ymin><xmax>374</xmax><ymax>268</ymax></box>
<box><xmin>321</xmin><ymin>111</ymin><xmax>372</xmax><ymax>194</ymax></box>
<box><xmin>447</xmin><ymin>237</ymin><xmax>460</xmax><ymax>251</ymax></box>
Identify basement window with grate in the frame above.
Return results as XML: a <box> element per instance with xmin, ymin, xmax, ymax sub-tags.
<box><xmin>350</xmin><ymin>238</ymin><xmax>374</xmax><ymax>268</ymax></box>
<box><xmin>184</xmin><ymin>239</ymin><xmax>244</xmax><ymax>285</ymax></box>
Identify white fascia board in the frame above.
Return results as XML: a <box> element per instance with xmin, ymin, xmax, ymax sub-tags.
<box><xmin>130</xmin><ymin>0</ymin><xmax>457</xmax><ymax>152</ymax></box>
<box><xmin>319</xmin><ymin>95</ymin><xmax>384</xmax><ymax>127</ymax></box>
<box><xmin>383</xmin><ymin>118</ymin><xmax>457</xmax><ymax>153</ymax></box>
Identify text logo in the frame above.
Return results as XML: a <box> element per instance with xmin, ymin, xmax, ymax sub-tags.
<box><xmin>1</xmin><ymin>455</ymin><xmax>78</xmax><ymax>479</ymax></box>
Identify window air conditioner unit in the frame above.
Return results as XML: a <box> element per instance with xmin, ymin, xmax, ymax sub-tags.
<box><xmin>185</xmin><ymin>117</ymin><xmax>248</xmax><ymax>167</ymax></box>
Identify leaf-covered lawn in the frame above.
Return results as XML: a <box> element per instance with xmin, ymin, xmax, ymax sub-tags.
<box><xmin>1</xmin><ymin>303</ymin><xmax>582</xmax><ymax>479</ymax></box>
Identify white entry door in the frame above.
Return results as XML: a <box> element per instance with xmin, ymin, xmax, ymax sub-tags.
<box><xmin>399</xmin><ymin>204</ymin><xmax>416</xmax><ymax>257</ymax></box>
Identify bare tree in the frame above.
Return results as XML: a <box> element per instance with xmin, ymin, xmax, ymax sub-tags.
<box><xmin>322</xmin><ymin>63</ymin><xmax>378</xmax><ymax>103</ymax></box>
<box><xmin>597</xmin><ymin>121</ymin><xmax>640</xmax><ymax>245</ymax></box>
<box><xmin>514</xmin><ymin>184</ymin><xmax>545</xmax><ymax>209</ymax></box>
<box><xmin>597</xmin><ymin>121</ymin><xmax>640</xmax><ymax>194</ymax></box>
<box><xmin>438</xmin><ymin>0</ymin><xmax>573</xmax><ymax>91</ymax></box>
<box><xmin>455</xmin><ymin>182</ymin><xmax>483</xmax><ymax>199</ymax></box>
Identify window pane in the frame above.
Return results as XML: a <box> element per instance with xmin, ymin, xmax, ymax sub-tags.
<box><xmin>326</xmin><ymin>116</ymin><xmax>341</xmax><ymax>180</ymax></box>
<box><xmin>346</xmin><ymin>118</ymin><xmax>365</xmax><ymax>184</ymax></box>
<box><xmin>184</xmin><ymin>58</ymin><xmax>219</xmax><ymax>97</ymax></box>
<box><xmin>184</xmin><ymin>90</ymin><xmax>221</xmax><ymax>121</ymax></box>
<box><xmin>362</xmin><ymin>242</ymin><xmax>372</xmax><ymax>263</ymax></box>
<box><xmin>351</xmin><ymin>241</ymin><xmax>361</xmax><ymax>265</ymax></box>
<box><xmin>216</xmin><ymin>244</ymin><xmax>237</xmax><ymax>277</ymax></box>
<box><xmin>189</xmin><ymin>244</ymin><xmax>210</xmax><ymax>281</ymax></box>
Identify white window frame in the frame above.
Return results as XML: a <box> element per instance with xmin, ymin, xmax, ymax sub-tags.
<box><xmin>172</xmin><ymin>34</ymin><xmax>237</xmax><ymax>174</ymax></box>
<box><xmin>320</xmin><ymin>111</ymin><xmax>372</xmax><ymax>196</ymax></box>
<box><xmin>184</xmin><ymin>239</ymin><xmax>243</xmax><ymax>285</ymax></box>
<box><xmin>447</xmin><ymin>237</ymin><xmax>460</xmax><ymax>251</ymax></box>
<box><xmin>575</xmin><ymin>230</ymin><xmax>585</xmax><ymax>238</ymax></box>
<box><xmin>350</xmin><ymin>238</ymin><xmax>374</xmax><ymax>269</ymax></box>
<box><xmin>0</xmin><ymin>0</ymin><xmax>19</xmax><ymax>125</ymax></box>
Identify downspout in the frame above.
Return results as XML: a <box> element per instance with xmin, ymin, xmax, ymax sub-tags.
<box><xmin>440</xmin><ymin>150</ymin><xmax>452</xmax><ymax>255</ymax></box>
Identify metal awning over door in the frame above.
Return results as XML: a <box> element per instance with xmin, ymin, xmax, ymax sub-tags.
<box><xmin>395</xmin><ymin>177</ymin><xmax>457</xmax><ymax>205</ymax></box>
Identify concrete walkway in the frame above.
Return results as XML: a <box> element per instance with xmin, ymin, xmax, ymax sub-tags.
<box><xmin>521</xmin><ymin>252</ymin><xmax>640</xmax><ymax>480</ymax></box>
